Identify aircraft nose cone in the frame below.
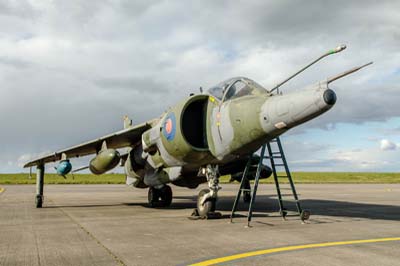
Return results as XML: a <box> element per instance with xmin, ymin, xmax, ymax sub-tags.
<box><xmin>323</xmin><ymin>89</ymin><xmax>336</xmax><ymax>105</ymax></box>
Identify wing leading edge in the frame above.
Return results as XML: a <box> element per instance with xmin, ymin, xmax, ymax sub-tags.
<box><xmin>24</xmin><ymin>120</ymin><xmax>155</xmax><ymax>168</ymax></box>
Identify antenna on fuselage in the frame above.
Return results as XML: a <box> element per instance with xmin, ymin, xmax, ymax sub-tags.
<box><xmin>327</xmin><ymin>61</ymin><xmax>373</xmax><ymax>84</ymax></box>
<box><xmin>269</xmin><ymin>44</ymin><xmax>347</xmax><ymax>94</ymax></box>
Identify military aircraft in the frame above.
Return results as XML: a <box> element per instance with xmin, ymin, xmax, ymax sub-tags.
<box><xmin>24</xmin><ymin>45</ymin><xmax>371</xmax><ymax>217</ymax></box>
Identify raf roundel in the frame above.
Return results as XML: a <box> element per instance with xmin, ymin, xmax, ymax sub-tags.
<box><xmin>165</xmin><ymin>119</ymin><xmax>173</xmax><ymax>134</ymax></box>
<box><xmin>163</xmin><ymin>112</ymin><xmax>176</xmax><ymax>141</ymax></box>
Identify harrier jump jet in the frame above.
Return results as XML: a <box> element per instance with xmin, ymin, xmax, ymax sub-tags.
<box><xmin>24</xmin><ymin>45</ymin><xmax>371</xmax><ymax>217</ymax></box>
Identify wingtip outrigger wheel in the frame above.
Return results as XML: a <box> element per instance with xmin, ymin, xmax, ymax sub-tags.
<box><xmin>35</xmin><ymin>195</ymin><xmax>43</xmax><ymax>208</ymax></box>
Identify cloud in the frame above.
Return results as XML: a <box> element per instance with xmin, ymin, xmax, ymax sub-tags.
<box><xmin>380</xmin><ymin>139</ymin><xmax>398</xmax><ymax>151</ymax></box>
<box><xmin>379</xmin><ymin>126</ymin><xmax>400</xmax><ymax>136</ymax></box>
<box><xmin>280</xmin><ymin>132</ymin><xmax>400</xmax><ymax>172</ymax></box>
<box><xmin>0</xmin><ymin>1</ymin><xmax>399</xmax><ymax>172</ymax></box>
<box><xmin>17</xmin><ymin>151</ymin><xmax>51</xmax><ymax>168</ymax></box>
<box><xmin>289</xmin><ymin>146</ymin><xmax>399</xmax><ymax>172</ymax></box>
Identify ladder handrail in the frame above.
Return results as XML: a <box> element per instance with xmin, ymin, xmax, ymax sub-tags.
<box><xmin>266</xmin><ymin>142</ymin><xmax>285</xmax><ymax>216</ymax></box>
<box><xmin>276</xmin><ymin>138</ymin><xmax>301</xmax><ymax>204</ymax></box>
<box><xmin>230</xmin><ymin>158</ymin><xmax>252</xmax><ymax>222</ymax></box>
<box><xmin>246</xmin><ymin>144</ymin><xmax>266</xmax><ymax>226</ymax></box>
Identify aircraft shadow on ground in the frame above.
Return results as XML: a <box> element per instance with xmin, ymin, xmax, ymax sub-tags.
<box><xmin>158</xmin><ymin>194</ymin><xmax>400</xmax><ymax>222</ymax></box>
<box><xmin>47</xmin><ymin>194</ymin><xmax>400</xmax><ymax>222</ymax></box>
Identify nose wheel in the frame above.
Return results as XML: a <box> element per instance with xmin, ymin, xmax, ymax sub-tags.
<box><xmin>193</xmin><ymin>164</ymin><xmax>221</xmax><ymax>219</ymax></box>
<box><xmin>197</xmin><ymin>189</ymin><xmax>216</xmax><ymax>217</ymax></box>
<box><xmin>148</xmin><ymin>185</ymin><xmax>173</xmax><ymax>207</ymax></box>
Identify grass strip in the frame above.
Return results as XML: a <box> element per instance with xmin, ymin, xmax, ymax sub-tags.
<box><xmin>1</xmin><ymin>172</ymin><xmax>400</xmax><ymax>185</ymax></box>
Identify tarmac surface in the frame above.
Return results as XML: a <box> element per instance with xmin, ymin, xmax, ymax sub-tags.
<box><xmin>0</xmin><ymin>183</ymin><xmax>399</xmax><ymax>266</ymax></box>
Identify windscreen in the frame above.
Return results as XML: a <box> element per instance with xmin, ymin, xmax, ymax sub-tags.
<box><xmin>208</xmin><ymin>77</ymin><xmax>268</xmax><ymax>101</ymax></box>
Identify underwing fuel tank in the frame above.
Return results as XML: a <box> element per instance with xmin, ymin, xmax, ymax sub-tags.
<box><xmin>89</xmin><ymin>149</ymin><xmax>120</xmax><ymax>175</ymax></box>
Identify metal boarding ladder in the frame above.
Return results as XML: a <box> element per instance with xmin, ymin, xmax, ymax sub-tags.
<box><xmin>230</xmin><ymin>137</ymin><xmax>310</xmax><ymax>227</ymax></box>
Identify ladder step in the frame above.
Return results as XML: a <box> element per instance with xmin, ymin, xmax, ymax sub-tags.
<box><xmin>264</xmin><ymin>156</ymin><xmax>283</xmax><ymax>159</ymax></box>
<box><xmin>240</xmin><ymin>189</ymin><xmax>251</xmax><ymax>192</ymax></box>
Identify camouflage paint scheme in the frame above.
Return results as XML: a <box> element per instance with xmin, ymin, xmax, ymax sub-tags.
<box><xmin>25</xmin><ymin>76</ymin><xmax>337</xmax><ymax>190</ymax></box>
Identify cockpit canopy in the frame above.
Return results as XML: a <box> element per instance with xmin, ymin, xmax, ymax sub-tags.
<box><xmin>207</xmin><ymin>77</ymin><xmax>268</xmax><ymax>101</ymax></box>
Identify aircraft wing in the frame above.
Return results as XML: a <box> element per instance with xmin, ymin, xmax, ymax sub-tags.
<box><xmin>24</xmin><ymin>120</ymin><xmax>155</xmax><ymax>168</ymax></box>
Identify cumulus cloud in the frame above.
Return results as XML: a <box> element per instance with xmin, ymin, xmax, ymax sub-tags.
<box><xmin>380</xmin><ymin>139</ymin><xmax>398</xmax><ymax>151</ymax></box>
<box><xmin>281</xmin><ymin>134</ymin><xmax>400</xmax><ymax>172</ymax></box>
<box><xmin>289</xmin><ymin>146</ymin><xmax>398</xmax><ymax>172</ymax></box>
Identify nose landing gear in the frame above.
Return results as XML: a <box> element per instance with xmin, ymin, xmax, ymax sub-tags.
<box><xmin>192</xmin><ymin>165</ymin><xmax>222</xmax><ymax>219</ymax></box>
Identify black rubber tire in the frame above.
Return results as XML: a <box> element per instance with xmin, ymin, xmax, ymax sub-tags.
<box><xmin>159</xmin><ymin>185</ymin><xmax>173</xmax><ymax>207</ymax></box>
<box><xmin>243</xmin><ymin>191</ymin><xmax>251</xmax><ymax>203</ymax></box>
<box><xmin>35</xmin><ymin>195</ymin><xmax>43</xmax><ymax>208</ymax></box>
<box><xmin>243</xmin><ymin>180</ymin><xmax>251</xmax><ymax>203</ymax></box>
<box><xmin>197</xmin><ymin>189</ymin><xmax>216</xmax><ymax>217</ymax></box>
<box><xmin>148</xmin><ymin>187</ymin><xmax>160</xmax><ymax>207</ymax></box>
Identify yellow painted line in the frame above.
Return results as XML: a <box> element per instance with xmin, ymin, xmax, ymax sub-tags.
<box><xmin>190</xmin><ymin>237</ymin><xmax>400</xmax><ymax>266</ymax></box>
<box><xmin>0</xmin><ymin>187</ymin><xmax>4</xmax><ymax>194</ymax></box>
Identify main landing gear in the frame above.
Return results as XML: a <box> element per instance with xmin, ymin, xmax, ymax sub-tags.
<box><xmin>148</xmin><ymin>185</ymin><xmax>173</xmax><ymax>207</ymax></box>
<box><xmin>194</xmin><ymin>165</ymin><xmax>221</xmax><ymax>218</ymax></box>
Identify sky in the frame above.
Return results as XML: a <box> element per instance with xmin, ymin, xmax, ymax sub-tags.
<box><xmin>0</xmin><ymin>0</ymin><xmax>399</xmax><ymax>173</ymax></box>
